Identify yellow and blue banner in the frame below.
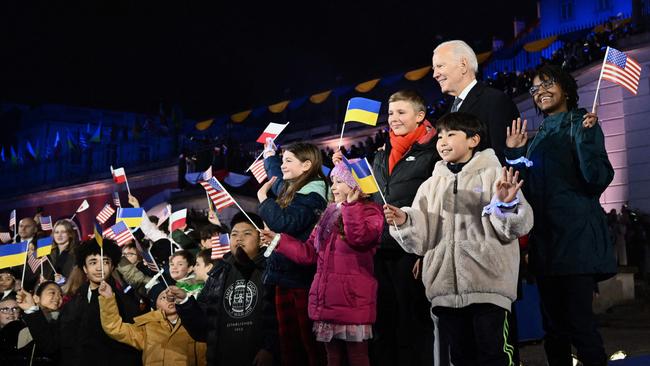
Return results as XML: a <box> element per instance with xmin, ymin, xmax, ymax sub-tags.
<box><xmin>0</xmin><ymin>241</ymin><xmax>28</xmax><ymax>269</ymax></box>
<box><xmin>36</xmin><ymin>237</ymin><xmax>53</xmax><ymax>257</ymax></box>
<box><xmin>342</xmin><ymin>156</ymin><xmax>379</xmax><ymax>194</ymax></box>
<box><xmin>116</xmin><ymin>207</ymin><xmax>144</xmax><ymax>228</ymax></box>
<box><xmin>344</xmin><ymin>97</ymin><xmax>381</xmax><ymax>126</ymax></box>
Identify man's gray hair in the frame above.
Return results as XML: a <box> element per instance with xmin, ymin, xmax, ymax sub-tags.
<box><xmin>434</xmin><ymin>40</ymin><xmax>478</xmax><ymax>74</ymax></box>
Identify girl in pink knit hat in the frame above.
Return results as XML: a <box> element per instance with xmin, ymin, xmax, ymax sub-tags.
<box><xmin>262</xmin><ymin>162</ymin><xmax>384</xmax><ymax>366</ymax></box>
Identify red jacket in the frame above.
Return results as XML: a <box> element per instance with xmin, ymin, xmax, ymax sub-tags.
<box><xmin>275</xmin><ymin>200</ymin><xmax>384</xmax><ymax>325</ymax></box>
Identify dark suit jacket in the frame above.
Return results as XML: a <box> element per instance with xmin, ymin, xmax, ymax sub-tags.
<box><xmin>457</xmin><ymin>82</ymin><xmax>520</xmax><ymax>163</ymax></box>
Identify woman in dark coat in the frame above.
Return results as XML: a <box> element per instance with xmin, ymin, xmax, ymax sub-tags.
<box><xmin>506</xmin><ymin>64</ymin><xmax>616</xmax><ymax>366</ymax></box>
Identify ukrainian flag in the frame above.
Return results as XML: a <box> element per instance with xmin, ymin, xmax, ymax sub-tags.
<box><xmin>342</xmin><ymin>156</ymin><xmax>379</xmax><ymax>194</ymax></box>
<box><xmin>116</xmin><ymin>207</ymin><xmax>144</xmax><ymax>228</ymax></box>
<box><xmin>0</xmin><ymin>241</ymin><xmax>28</xmax><ymax>269</ymax></box>
<box><xmin>36</xmin><ymin>237</ymin><xmax>53</xmax><ymax>257</ymax></box>
<box><xmin>344</xmin><ymin>97</ymin><xmax>381</xmax><ymax>126</ymax></box>
<box><xmin>94</xmin><ymin>222</ymin><xmax>103</xmax><ymax>247</ymax></box>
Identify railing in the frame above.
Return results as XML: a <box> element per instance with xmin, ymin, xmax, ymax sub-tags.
<box><xmin>0</xmin><ymin>135</ymin><xmax>178</xmax><ymax>197</ymax></box>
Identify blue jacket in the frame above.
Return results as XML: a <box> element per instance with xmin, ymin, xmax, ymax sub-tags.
<box><xmin>506</xmin><ymin>108</ymin><xmax>616</xmax><ymax>279</ymax></box>
<box><xmin>258</xmin><ymin>155</ymin><xmax>328</xmax><ymax>288</ymax></box>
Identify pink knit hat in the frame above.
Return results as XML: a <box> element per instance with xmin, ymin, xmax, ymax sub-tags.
<box><xmin>330</xmin><ymin>162</ymin><xmax>359</xmax><ymax>189</ymax></box>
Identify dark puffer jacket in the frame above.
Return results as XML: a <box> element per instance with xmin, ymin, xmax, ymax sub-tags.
<box><xmin>372</xmin><ymin>123</ymin><xmax>439</xmax><ymax>251</ymax></box>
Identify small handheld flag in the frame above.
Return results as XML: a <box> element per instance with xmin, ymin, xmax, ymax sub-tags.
<box><xmin>76</xmin><ymin>200</ymin><xmax>90</xmax><ymax>213</ymax></box>
<box><xmin>40</xmin><ymin>216</ymin><xmax>53</xmax><ymax>231</ymax></box>
<box><xmin>341</xmin><ymin>156</ymin><xmax>379</xmax><ymax>194</ymax></box>
<box><xmin>116</xmin><ymin>207</ymin><xmax>144</xmax><ymax>228</ymax></box>
<box><xmin>9</xmin><ymin>209</ymin><xmax>16</xmax><ymax>229</ymax></box>
<box><xmin>339</xmin><ymin>97</ymin><xmax>381</xmax><ymax>148</ymax></box>
<box><xmin>200</xmin><ymin>177</ymin><xmax>236</xmax><ymax>212</ymax></box>
<box><xmin>211</xmin><ymin>233</ymin><xmax>231</xmax><ymax>260</ymax></box>
<box><xmin>105</xmin><ymin>221</ymin><xmax>135</xmax><ymax>247</ymax></box>
<box><xmin>344</xmin><ymin>97</ymin><xmax>381</xmax><ymax>126</ymax></box>
<box><xmin>593</xmin><ymin>47</ymin><xmax>641</xmax><ymax>112</ymax></box>
<box><xmin>27</xmin><ymin>252</ymin><xmax>44</xmax><ymax>274</ymax></box>
<box><xmin>94</xmin><ymin>222</ymin><xmax>104</xmax><ymax>248</ymax></box>
<box><xmin>112</xmin><ymin>192</ymin><xmax>121</xmax><ymax>208</ymax></box>
<box><xmin>170</xmin><ymin>209</ymin><xmax>187</xmax><ymax>232</ymax></box>
<box><xmin>0</xmin><ymin>241</ymin><xmax>28</xmax><ymax>269</ymax></box>
<box><xmin>0</xmin><ymin>232</ymin><xmax>12</xmax><ymax>243</ymax></box>
<box><xmin>249</xmin><ymin>159</ymin><xmax>268</xmax><ymax>183</ymax></box>
<box><xmin>96</xmin><ymin>204</ymin><xmax>116</xmax><ymax>225</ymax></box>
<box><xmin>110</xmin><ymin>165</ymin><xmax>131</xmax><ymax>194</ymax></box>
<box><xmin>36</xmin><ymin>237</ymin><xmax>53</xmax><ymax>257</ymax></box>
<box><xmin>256</xmin><ymin>122</ymin><xmax>290</xmax><ymax>144</ymax></box>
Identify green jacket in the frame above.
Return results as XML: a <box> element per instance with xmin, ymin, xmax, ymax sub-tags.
<box><xmin>506</xmin><ymin>108</ymin><xmax>616</xmax><ymax>279</ymax></box>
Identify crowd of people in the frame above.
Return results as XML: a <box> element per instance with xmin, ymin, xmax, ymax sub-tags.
<box><xmin>0</xmin><ymin>38</ymin><xmax>633</xmax><ymax>366</ymax></box>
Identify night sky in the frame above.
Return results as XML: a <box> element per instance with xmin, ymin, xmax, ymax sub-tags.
<box><xmin>0</xmin><ymin>0</ymin><xmax>537</xmax><ymax>119</ymax></box>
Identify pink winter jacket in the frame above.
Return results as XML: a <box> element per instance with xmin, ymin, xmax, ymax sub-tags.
<box><xmin>275</xmin><ymin>200</ymin><xmax>384</xmax><ymax>325</ymax></box>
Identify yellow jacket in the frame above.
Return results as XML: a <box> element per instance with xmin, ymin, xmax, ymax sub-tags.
<box><xmin>99</xmin><ymin>295</ymin><xmax>207</xmax><ymax>366</ymax></box>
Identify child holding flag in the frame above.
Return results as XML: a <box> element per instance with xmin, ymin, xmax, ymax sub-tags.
<box><xmin>262</xmin><ymin>162</ymin><xmax>384</xmax><ymax>366</ymax></box>
<box><xmin>505</xmin><ymin>64</ymin><xmax>614</xmax><ymax>366</ymax></box>
<box><xmin>256</xmin><ymin>142</ymin><xmax>328</xmax><ymax>366</ymax></box>
<box><xmin>384</xmin><ymin>112</ymin><xmax>534</xmax><ymax>366</ymax></box>
<box><xmin>98</xmin><ymin>281</ymin><xmax>207</xmax><ymax>366</ymax></box>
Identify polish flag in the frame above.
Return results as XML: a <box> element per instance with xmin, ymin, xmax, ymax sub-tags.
<box><xmin>111</xmin><ymin>166</ymin><xmax>127</xmax><ymax>184</ymax></box>
<box><xmin>170</xmin><ymin>209</ymin><xmax>187</xmax><ymax>232</ymax></box>
<box><xmin>255</xmin><ymin>122</ymin><xmax>289</xmax><ymax>144</ymax></box>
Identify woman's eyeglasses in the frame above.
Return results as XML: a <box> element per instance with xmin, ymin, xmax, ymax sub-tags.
<box><xmin>529</xmin><ymin>79</ymin><xmax>556</xmax><ymax>96</ymax></box>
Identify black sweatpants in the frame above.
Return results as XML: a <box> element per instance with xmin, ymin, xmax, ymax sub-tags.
<box><xmin>433</xmin><ymin>303</ymin><xmax>515</xmax><ymax>366</ymax></box>
<box><xmin>537</xmin><ymin>275</ymin><xmax>607</xmax><ymax>366</ymax></box>
<box><xmin>370</xmin><ymin>251</ymin><xmax>433</xmax><ymax>366</ymax></box>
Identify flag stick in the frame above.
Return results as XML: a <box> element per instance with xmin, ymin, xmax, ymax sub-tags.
<box><xmin>246</xmin><ymin>150</ymin><xmax>266</xmax><ymax>173</ymax></box>
<box><xmin>70</xmin><ymin>213</ymin><xmax>76</xmax><ymax>221</ymax></box>
<box><xmin>40</xmin><ymin>260</ymin><xmax>44</xmax><ymax>278</ymax></box>
<box><xmin>21</xmin><ymin>247</ymin><xmax>29</xmax><ymax>287</ymax></box>
<box><xmin>124</xmin><ymin>176</ymin><xmax>132</xmax><ymax>196</ymax></box>
<box><xmin>592</xmin><ymin>46</ymin><xmax>611</xmax><ymax>114</ymax></box>
<box><xmin>100</xmin><ymin>246</ymin><xmax>105</xmax><ymax>280</ymax></box>
<box><xmin>337</xmin><ymin>123</ymin><xmax>346</xmax><ymax>150</ymax></box>
<box><xmin>364</xmin><ymin>158</ymin><xmax>405</xmax><ymax>244</ymax></box>
<box><xmin>45</xmin><ymin>256</ymin><xmax>58</xmax><ymax>275</ymax></box>
<box><xmin>217</xmin><ymin>180</ymin><xmax>262</xmax><ymax>232</ymax></box>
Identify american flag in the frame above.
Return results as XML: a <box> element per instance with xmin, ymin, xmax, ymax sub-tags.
<box><xmin>211</xmin><ymin>233</ymin><xmax>231</xmax><ymax>260</ymax></box>
<box><xmin>249</xmin><ymin>159</ymin><xmax>268</xmax><ymax>183</ymax></box>
<box><xmin>602</xmin><ymin>47</ymin><xmax>642</xmax><ymax>95</ymax></box>
<box><xmin>27</xmin><ymin>251</ymin><xmax>44</xmax><ymax>273</ymax></box>
<box><xmin>96</xmin><ymin>204</ymin><xmax>116</xmax><ymax>225</ymax></box>
<box><xmin>40</xmin><ymin>216</ymin><xmax>53</xmax><ymax>231</ymax></box>
<box><xmin>104</xmin><ymin>221</ymin><xmax>134</xmax><ymax>247</ymax></box>
<box><xmin>200</xmin><ymin>177</ymin><xmax>236</xmax><ymax>211</ymax></box>
<box><xmin>0</xmin><ymin>232</ymin><xmax>12</xmax><ymax>243</ymax></box>
<box><xmin>9</xmin><ymin>209</ymin><xmax>16</xmax><ymax>229</ymax></box>
<box><xmin>141</xmin><ymin>248</ymin><xmax>160</xmax><ymax>272</ymax></box>
<box><xmin>112</xmin><ymin>192</ymin><xmax>121</xmax><ymax>207</ymax></box>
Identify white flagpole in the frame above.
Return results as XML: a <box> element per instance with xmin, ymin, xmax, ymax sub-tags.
<box><xmin>45</xmin><ymin>256</ymin><xmax>58</xmax><ymax>275</ymax></box>
<box><xmin>337</xmin><ymin>123</ymin><xmax>346</xmax><ymax>150</ymax></box>
<box><xmin>364</xmin><ymin>158</ymin><xmax>404</xmax><ymax>244</ymax></box>
<box><xmin>21</xmin><ymin>246</ymin><xmax>29</xmax><ymax>287</ymax></box>
<box><xmin>100</xmin><ymin>245</ymin><xmax>104</xmax><ymax>280</ymax></box>
<box><xmin>216</xmin><ymin>179</ymin><xmax>262</xmax><ymax>232</ymax></box>
<box><xmin>592</xmin><ymin>46</ymin><xmax>611</xmax><ymax>114</ymax></box>
<box><xmin>124</xmin><ymin>175</ymin><xmax>132</xmax><ymax>196</ymax></box>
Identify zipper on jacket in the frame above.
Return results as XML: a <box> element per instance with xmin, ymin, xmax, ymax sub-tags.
<box><xmin>451</xmin><ymin>175</ymin><xmax>459</xmax><ymax>295</ymax></box>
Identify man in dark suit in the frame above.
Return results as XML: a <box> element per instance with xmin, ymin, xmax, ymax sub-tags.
<box><xmin>432</xmin><ymin>40</ymin><xmax>520</xmax><ymax>163</ymax></box>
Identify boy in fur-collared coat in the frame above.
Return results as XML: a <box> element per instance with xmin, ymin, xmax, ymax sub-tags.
<box><xmin>384</xmin><ymin>112</ymin><xmax>533</xmax><ymax>366</ymax></box>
